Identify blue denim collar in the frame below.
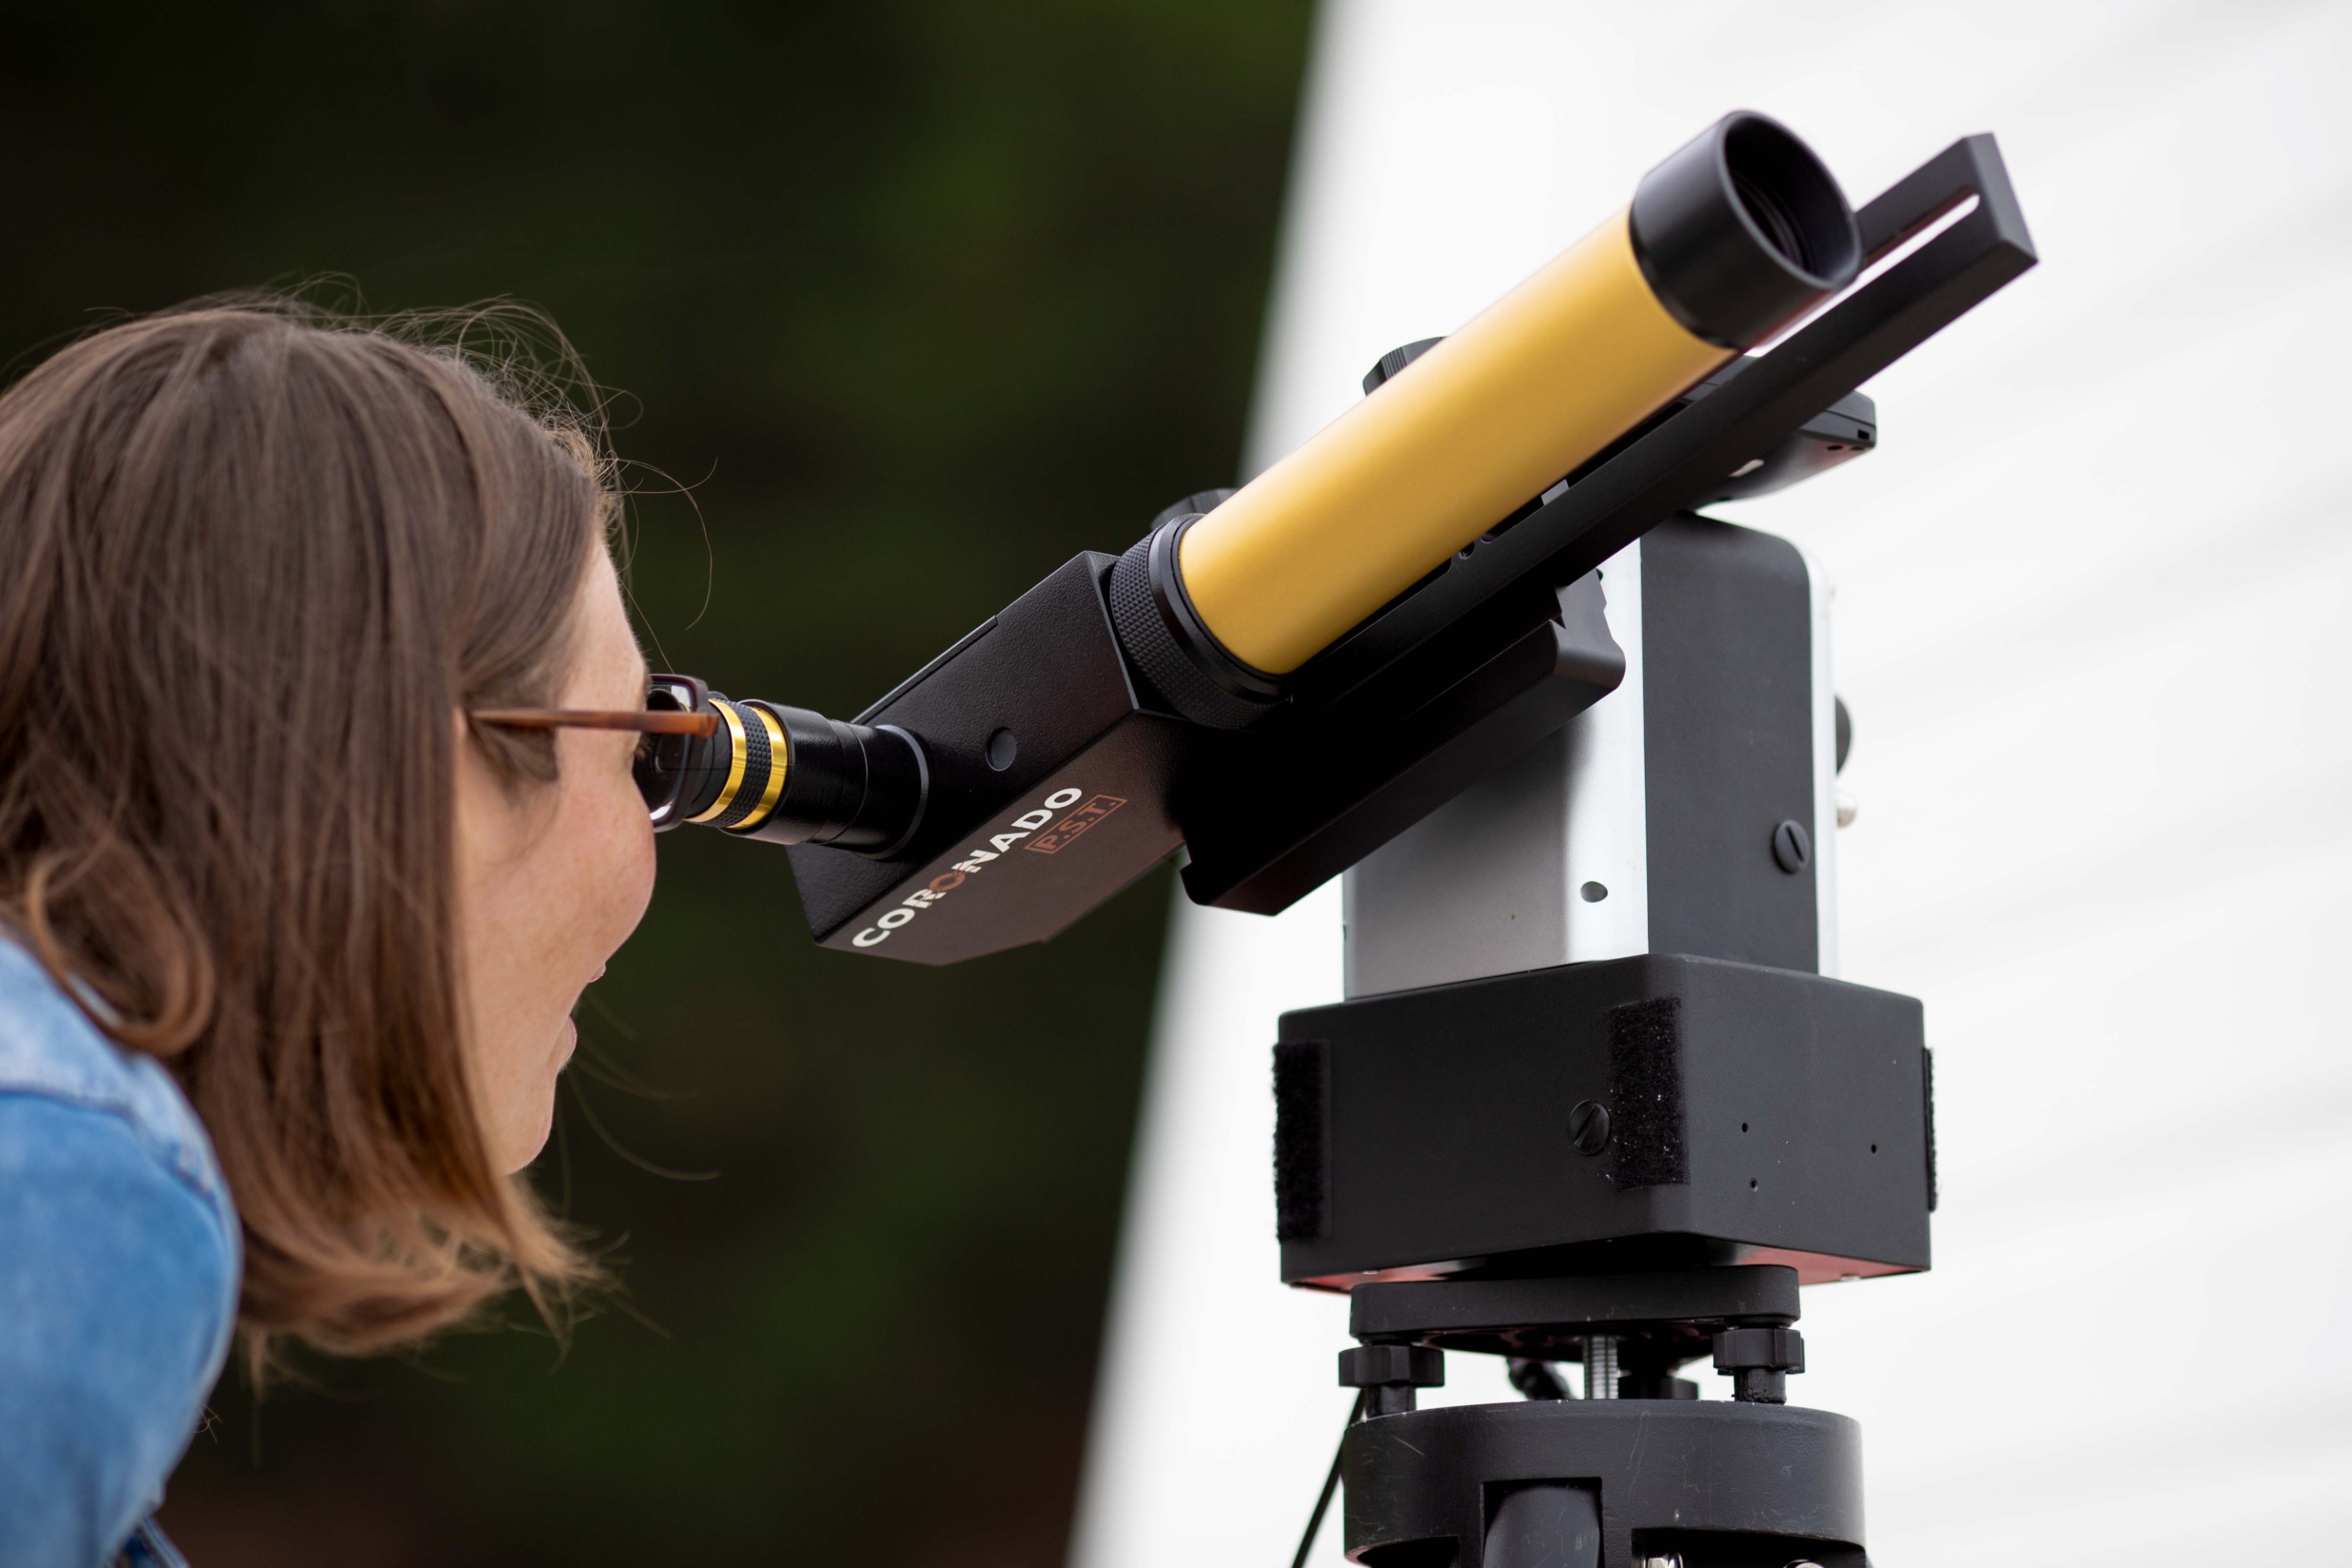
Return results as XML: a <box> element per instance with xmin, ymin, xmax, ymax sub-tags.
<box><xmin>0</xmin><ymin>935</ymin><xmax>236</xmax><ymax>1224</ymax></box>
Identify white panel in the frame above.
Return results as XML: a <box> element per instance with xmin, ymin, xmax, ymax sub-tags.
<box><xmin>1341</xmin><ymin>724</ymin><xmax>1577</xmax><ymax>997</ymax></box>
<box><xmin>1799</xmin><ymin>544</ymin><xmax>1840</xmax><ymax>978</ymax></box>
<box><xmin>1340</xmin><ymin>540</ymin><xmax>1649</xmax><ymax>999</ymax></box>
<box><xmin>1559</xmin><ymin>541</ymin><xmax>1648</xmax><ymax>966</ymax></box>
<box><xmin>1075</xmin><ymin>2</ymin><xmax>2352</xmax><ymax>1563</ymax></box>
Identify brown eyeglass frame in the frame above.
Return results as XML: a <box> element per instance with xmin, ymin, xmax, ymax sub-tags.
<box><xmin>469</xmin><ymin>708</ymin><xmax>720</xmax><ymax>737</ymax></box>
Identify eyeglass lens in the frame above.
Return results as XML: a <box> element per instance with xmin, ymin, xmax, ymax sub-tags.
<box><xmin>633</xmin><ymin>678</ymin><xmax>702</xmax><ymax>815</ymax></box>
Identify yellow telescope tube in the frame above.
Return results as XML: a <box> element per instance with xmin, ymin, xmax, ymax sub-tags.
<box><xmin>1181</xmin><ymin>210</ymin><xmax>1727</xmax><ymax>674</ymax></box>
<box><xmin>1116</xmin><ymin>111</ymin><xmax>1862</xmax><ymax>703</ymax></box>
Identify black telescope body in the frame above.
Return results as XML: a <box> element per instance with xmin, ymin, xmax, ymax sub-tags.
<box><xmin>646</xmin><ymin>121</ymin><xmax>2033</xmax><ymax>967</ymax></box>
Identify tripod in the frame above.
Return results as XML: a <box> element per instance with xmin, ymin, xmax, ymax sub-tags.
<box><xmin>1277</xmin><ymin>517</ymin><xmax>1930</xmax><ymax>1568</ymax></box>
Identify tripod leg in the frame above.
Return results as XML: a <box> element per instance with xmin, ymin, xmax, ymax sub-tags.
<box><xmin>1483</xmin><ymin>1483</ymin><xmax>1600</xmax><ymax>1568</ymax></box>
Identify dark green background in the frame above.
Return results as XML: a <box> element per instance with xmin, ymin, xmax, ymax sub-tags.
<box><xmin>0</xmin><ymin>3</ymin><xmax>1312</xmax><ymax>1562</ymax></box>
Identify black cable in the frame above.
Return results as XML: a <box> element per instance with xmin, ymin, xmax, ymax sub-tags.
<box><xmin>1290</xmin><ymin>1391</ymin><xmax>1367</xmax><ymax>1568</ymax></box>
<box><xmin>1508</xmin><ymin>1357</ymin><xmax>1570</xmax><ymax>1401</ymax></box>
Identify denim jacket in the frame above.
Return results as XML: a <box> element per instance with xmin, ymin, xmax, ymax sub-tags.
<box><xmin>0</xmin><ymin>938</ymin><xmax>239</xmax><ymax>1567</ymax></box>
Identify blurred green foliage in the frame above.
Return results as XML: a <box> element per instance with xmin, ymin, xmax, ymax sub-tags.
<box><xmin>0</xmin><ymin>2</ymin><xmax>1312</xmax><ymax>1561</ymax></box>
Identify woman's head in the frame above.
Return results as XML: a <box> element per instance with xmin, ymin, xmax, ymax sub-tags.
<box><xmin>0</xmin><ymin>302</ymin><xmax>655</xmax><ymax>1356</ymax></box>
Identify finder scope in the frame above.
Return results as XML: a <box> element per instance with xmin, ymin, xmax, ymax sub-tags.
<box><xmin>651</xmin><ymin>116</ymin><xmax>2033</xmax><ymax>965</ymax></box>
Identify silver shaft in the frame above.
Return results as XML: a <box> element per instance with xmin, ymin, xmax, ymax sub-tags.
<box><xmin>1584</xmin><ymin>1334</ymin><xmax>1620</xmax><ymax>1399</ymax></box>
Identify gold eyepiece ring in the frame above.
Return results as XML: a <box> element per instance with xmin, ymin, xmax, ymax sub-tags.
<box><xmin>685</xmin><ymin>700</ymin><xmax>750</xmax><ymax>824</ymax></box>
<box><xmin>737</xmin><ymin>704</ymin><xmax>789</xmax><ymax>829</ymax></box>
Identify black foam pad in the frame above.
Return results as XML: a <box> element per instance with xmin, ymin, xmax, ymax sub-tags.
<box><xmin>1272</xmin><ymin>1039</ymin><xmax>1330</xmax><ymax>1240</ymax></box>
<box><xmin>1608</xmin><ymin>996</ymin><xmax>1688</xmax><ymax>1189</ymax></box>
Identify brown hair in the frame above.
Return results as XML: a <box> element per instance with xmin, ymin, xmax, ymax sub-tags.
<box><xmin>0</xmin><ymin>302</ymin><xmax>612</xmax><ymax>1360</ymax></box>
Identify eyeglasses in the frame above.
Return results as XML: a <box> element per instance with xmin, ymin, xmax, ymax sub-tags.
<box><xmin>470</xmin><ymin>673</ymin><xmax>720</xmax><ymax>819</ymax></box>
<box><xmin>467</xmin><ymin>707</ymin><xmax>719</xmax><ymax>737</ymax></box>
<box><xmin>474</xmin><ymin>674</ymin><xmax>914</xmax><ymax>844</ymax></box>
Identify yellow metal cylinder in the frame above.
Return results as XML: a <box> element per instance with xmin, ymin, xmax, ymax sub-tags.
<box><xmin>1176</xmin><ymin>209</ymin><xmax>1730</xmax><ymax>676</ymax></box>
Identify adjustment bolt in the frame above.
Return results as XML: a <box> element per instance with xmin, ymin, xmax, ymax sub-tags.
<box><xmin>1338</xmin><ymin>1343</ymin><xmax>1445</xmax><ymax>1388</ymax></box>
<box><xmin>1339</xmin><ymin>1341</ymin><xmax>1445</xmax><ymax>1418</ymax></box>
<box><xmin>1568</xmin><ymin>1099</ymin><xmax>1612</xmax><ymax>1156</ymax></box>
<box><xmin>1712</xmin><ymin>1326</ymin><xmax>1805</xmax><ymax>1404</ymax></box>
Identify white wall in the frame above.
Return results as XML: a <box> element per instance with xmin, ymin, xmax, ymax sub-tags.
<box><xmin>1069</xmin><ymin>3</ymin><xmax>2352</xmax><ymax>1563</ymax></box>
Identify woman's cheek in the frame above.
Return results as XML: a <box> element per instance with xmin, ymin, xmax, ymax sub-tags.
<box><xmin>553</xmin><ymin>732</ymin><xmax>658</xmax><ymax>955</ymax></box>
<box><xmin>595</xmin><ymin>770</ymin><xmax>659</xmax><ymax>946</ymax></box>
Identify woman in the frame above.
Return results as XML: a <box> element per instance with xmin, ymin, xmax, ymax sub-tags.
<box><xmin>0</xmin><ymin>304</ymin><xmax>664</xmax><ymax>1565</ymax></box>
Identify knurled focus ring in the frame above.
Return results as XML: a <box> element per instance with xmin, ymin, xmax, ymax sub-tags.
<box><xmin>728</xmin><ymin>704</ymin><xmax>789</xmax><ymax>833</ymax></box>
<box><xmin>712</xmin><ymin>700</ymin><xmax>776</xmax><ymax>829</ymax></box>
<box><xmin>1107</xmin><ymin>520</ymin><xmax>1279</xmax><ymax>730</ymax></box>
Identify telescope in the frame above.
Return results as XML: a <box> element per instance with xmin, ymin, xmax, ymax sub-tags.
<box><xmin>641</xmin><ymin>111</ymin><xmax>2035</xmax><ymax>1567</ymax></box>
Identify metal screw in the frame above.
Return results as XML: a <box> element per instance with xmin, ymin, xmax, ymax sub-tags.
<box><xmin>1771</xmin><ymin>818</ymin><xmax>1812</xmax><ymax>873</ymax></box>
<box><xmin>1835</xmin><ymin>789</ymin><xmax>1857</xmax><ymax>829</ymax></box>
<box><xmin>1634</xmin><ymin>1553</ymin><xmax>1684</xmax><ymax>1568</ymax></box>
<box><xmin>1568</xmin><ymin>1100</ymin><xmax>1611</xmax><ymax>1156</ymax></box>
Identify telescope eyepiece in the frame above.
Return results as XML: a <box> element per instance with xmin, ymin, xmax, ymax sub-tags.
<box><xmin>1631</xmin><ymin>110</ymin><xmax>1862</xmax><ymax>349</ymax></box>
<box><xmin>638</xmin><ymin>674</ymin><xmax>927</xmax><ymax>855</ymax></box>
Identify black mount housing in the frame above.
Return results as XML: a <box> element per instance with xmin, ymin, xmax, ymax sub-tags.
<box><xmin>1275</xmin><ymin>957</ymin><xmax>1933</xmax><ymax>1291</ymax></box>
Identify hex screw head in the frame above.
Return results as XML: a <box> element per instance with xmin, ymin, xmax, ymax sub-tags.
<box><xmin>1338</xmin><ymin>1343</ymin><xmax>1445</xmax><ymax>1389</ymax></box>
<box><xmin>1569</xmin><ymin>1099</ymin><xmax>1612</xmax><ymax>1156</ymax></box>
